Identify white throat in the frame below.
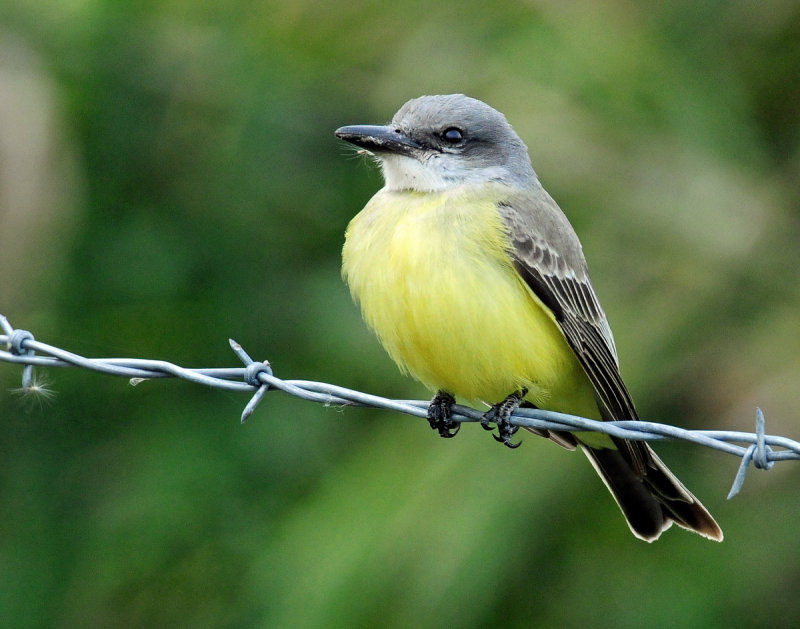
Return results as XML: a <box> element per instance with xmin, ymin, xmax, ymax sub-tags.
<box><xmin>379</xmin><ymin>153</ymin><xmax>514</xmax><ymax>192</ymax></box>
<box><xmin>379</xmin><ymin>154</ymin><xmax>451</xmax><ymax>192</ymax></box>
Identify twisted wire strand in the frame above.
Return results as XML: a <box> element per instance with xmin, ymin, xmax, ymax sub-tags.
<box><xmin>1</xmin><ymin>314</ymin><xmax>794</xmax><ymax>498</ymax></box>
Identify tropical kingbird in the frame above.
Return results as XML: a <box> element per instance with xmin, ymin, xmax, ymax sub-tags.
<box><xmin>336</xmin><ymin>94</ymin><xmax>722</xmax><ymax>542</ymax></box>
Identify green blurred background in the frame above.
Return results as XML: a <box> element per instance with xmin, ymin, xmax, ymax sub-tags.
<box><xmin>1</xmin><ymin>1</ymin><xmax>799</xmax><ymax>627</ymax></box>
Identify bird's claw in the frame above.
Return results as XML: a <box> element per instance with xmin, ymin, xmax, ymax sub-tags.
<box><xmin>427</xmin><ymin>390</ymin><xmax>460</xmax><ymax>438</ymax></box>
<box><xmin>482</xmin><ymin>388</ymin><xmax>527</xmax><ymax>449</ymax></box>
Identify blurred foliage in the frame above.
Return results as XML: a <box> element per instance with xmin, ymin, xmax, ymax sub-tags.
<box><xmin>1</xmin><ymin>0</ymin><xmax>799</xmax><ymax>627</ymax></box>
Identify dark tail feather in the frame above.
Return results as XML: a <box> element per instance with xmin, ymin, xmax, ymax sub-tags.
<box><xmin>520</xmin><ymin>403</ymin><xmax>722</xmax><ymax>541</ymax></box>
<box><xmin>583</xmin><ymin>444</ymin><xmax>723</xmax><ymax>542</ymax></box>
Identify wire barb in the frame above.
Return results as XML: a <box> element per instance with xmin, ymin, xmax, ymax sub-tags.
<box><xmin>1</xmin><ymin>314</ymin><xmax>796</xmax><ymax>497</ymax></box>
<box><xmin>231</xmin><ymin>338</ymin><xmax>274</xmax><ymax>423</ymax></box>
<box><xmin>727</xmin><ymin>408</ymin><xmax>774</xmax><ymax>499</ymax></box>
<box><xmin>2</xmin><ymin>317</ymin><xmax>36</xmax><ymax>391</ymax></box>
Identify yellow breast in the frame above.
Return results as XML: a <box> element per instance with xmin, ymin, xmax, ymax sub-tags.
<box><xmin>341</xmin><ymin>184</ymin><xmax>596</xmax><ymax>417</ymax></box>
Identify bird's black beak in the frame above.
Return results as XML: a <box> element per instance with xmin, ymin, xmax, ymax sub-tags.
<box><xmin>335</xmin><ymin>125</ymin><xmax>420</xmax><ymax>155</ymax></box>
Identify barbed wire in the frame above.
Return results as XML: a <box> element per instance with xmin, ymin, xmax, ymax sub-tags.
<box><xmin>1</xmin><ymin>313</ymin><xmax>796</xmax><ymax>498</ymax></box>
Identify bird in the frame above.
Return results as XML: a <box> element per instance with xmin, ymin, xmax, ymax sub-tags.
<box><xmin>336</xmin><ymin>94</ymin><xmax>722</xmax><ymax>542</ymax></box>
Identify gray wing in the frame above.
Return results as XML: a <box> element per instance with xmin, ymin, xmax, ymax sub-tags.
<box><xmin>498</xmin><ymin>186</ymin><xmax>722</xmax><ymax>534</ymax></box>
<box><xmin>497</xmin><ymin>185</ymin><xmax>645</xmax><ymax>469</ymax></box>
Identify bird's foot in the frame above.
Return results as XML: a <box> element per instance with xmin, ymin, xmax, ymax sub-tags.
<box><xmin>481</xmin><ymin>388</ymin><xmax>527</xmax><ymax>449</ymax></box>
<box><xmin>427</xmin><ymin>390</ymin><xmax>460</xmax><ymax>438</ymax></box>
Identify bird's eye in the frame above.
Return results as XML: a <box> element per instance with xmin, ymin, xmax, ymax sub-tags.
<box><xmin>442</xmin><ymin>127</ymin><xmax>464</xmax><ymax>144</ymax></box>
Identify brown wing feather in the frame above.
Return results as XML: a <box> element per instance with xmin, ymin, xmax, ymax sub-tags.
<box><xmin>491</xmin><ymin>180</ymin><xmax>721</xmax><ymax>541</ymax></box>
<box><xmin>498</xmin><ymin>193</ymin><xmax>648</xmax><ymax>475</ymax></box>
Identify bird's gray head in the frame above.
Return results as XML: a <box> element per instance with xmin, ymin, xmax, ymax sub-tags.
<box><xmin>335</xmin><ymin>94</ymin><xmax>537</xmax><ymax>192</ymax></box>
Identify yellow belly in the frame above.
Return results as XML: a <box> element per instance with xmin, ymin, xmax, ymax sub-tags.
<box><xmin>342</xmin><ymin>184</ymin><xmax>598</xmax><ymax>418</ymax></box>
